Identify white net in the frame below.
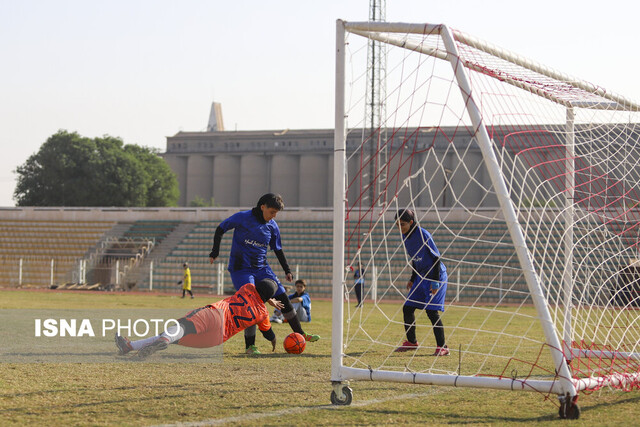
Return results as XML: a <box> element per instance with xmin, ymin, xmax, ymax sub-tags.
<box><xmin>338</xmin><ymin>22</ymin><xmax>640</xmax><ymax>398</ymax></box>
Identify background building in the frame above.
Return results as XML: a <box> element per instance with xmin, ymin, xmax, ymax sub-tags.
<box><xmin>161</xmin><ymin>109</ymin><xmax>492</xmax><ymax>209</ymax></box>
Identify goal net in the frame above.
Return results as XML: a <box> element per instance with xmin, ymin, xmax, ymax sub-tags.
<box><xmin>331</xmin><ymin>21</ymin><xmax>640</xmax><ymax>414</ymax></box>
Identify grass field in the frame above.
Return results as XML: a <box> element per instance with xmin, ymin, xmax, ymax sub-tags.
<box><xmin>1</xmin><ymin>289</ymin><xmax>639</xmax><ymax>426</ymax></box>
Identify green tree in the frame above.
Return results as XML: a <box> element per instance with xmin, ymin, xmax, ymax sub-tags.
<box><xmin>14</xmin><ymin>130</ymin><xmax>179</xmax><ymax>207</ymax></box>
<box><xmin>124</xmin><ymin>145</ymin><xmax>179</xmax><ymax>207</ymax></box>
<box><xmin>188</xmin><ymin>196</ymin><xmax>217</xmax><ymax>207</ymax></box>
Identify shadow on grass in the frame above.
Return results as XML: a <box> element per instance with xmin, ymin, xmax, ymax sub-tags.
<box><xmin>578</xmin><ymin>393</ymin><xmax>640</xmax><ymax>415</ymax></box>
<box><xmin>0</xmin><ymin>380</ymin><xmax>226</xmax><ymax>400</ymax></box>
<box><xmin>346</xmin><ymin>392</ymin><xmax>640</xmax><ymax>424</ymax></box>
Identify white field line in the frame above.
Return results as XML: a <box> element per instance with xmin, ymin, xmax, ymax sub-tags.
<box><xmin>152</xmin><ymin>390</ymin><xmax>441</xmax><ymax>427</ymax></box>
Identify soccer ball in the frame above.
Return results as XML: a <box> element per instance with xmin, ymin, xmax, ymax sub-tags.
<box><xmin>283</xmin><ymin>332</ymin><xmax>306</xmax><ymax>354</ymax></box>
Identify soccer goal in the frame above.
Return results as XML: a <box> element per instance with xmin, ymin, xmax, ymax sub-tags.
<box><xmin>331</xmin><ymin>20</ymin><xmax>640</xmax><ymax>419</ymax></box>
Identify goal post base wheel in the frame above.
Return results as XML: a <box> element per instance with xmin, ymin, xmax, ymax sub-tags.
<box><xmin>558</xmin><ymin>393</ymin><xmax>580</xmax><ymax>420</ymax></box>
<box><xmin>330</xmin><ymin>381</ymin><xmax>353</xmax><ymax>405</ymax></box>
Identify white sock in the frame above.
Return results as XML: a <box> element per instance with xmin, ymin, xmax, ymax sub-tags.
<box><xmin>130</xmin><ymin>335</ymin><xmax>160</xmax><ymax>350</ymax></box>
<box><xmin>128</xmin><ymin>324</ymin><xmax>185</xmax><ymax>350</ymax></box>
<box><xmin>160</xmin><ymin>324</ymin><xmax>185</xmax><ymax>344</ymax></box>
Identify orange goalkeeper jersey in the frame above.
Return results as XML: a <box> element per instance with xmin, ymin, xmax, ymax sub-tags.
<box><xmin>214</xmin><ymin>283</ymin><xmax>271</xmax><ymax>341</ymax></box>
<box><xmin>178</xmin><ymin>283</ymin><xmax>272</xmax><ymax>348</ymax></box>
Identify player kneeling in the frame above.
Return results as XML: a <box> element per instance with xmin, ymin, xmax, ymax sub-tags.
<box><xmin>115</xmin><ymin>279</ymin><xmax>284</xmax><ymax>358</ymax></box>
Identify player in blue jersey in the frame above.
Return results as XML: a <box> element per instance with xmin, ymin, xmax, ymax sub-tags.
<box><xmin>394</xmin><ymin>209</ymin><xmax>449</xmax><ymax>356</ymax></box>
<box><xmin>209</xmin><ymin>193</ymin><xmax>320</xmax><ymax>354</ymax></box>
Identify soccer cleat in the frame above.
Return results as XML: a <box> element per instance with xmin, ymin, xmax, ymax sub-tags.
<box><xmin>394</xmin><ymin>340</ymin><xmax>419</xmax><ymax>352</ymax></box>
<box><xmin>270</xmin><ymin>316</ymin><xmax>283</xmax><ymax>324</ymax></box>
<box><xmin>115</xmin><ymin>334</ymin><xmax>133</xmax><ymax>355</ymax></box>
<box><xmin>245</xmin><ymin>345</ymin><xmax>261</xmax><ymax>355</ymax></box>
<box><xmin>137</xmin><ymin>338</ymin><xmax>169</xmax><ymax>359</ymax></box>
<box><xmin>432</xmin><ymin>345</ymin><xmax>450</xmax><ymax>356</ymax></box>
<box><xmin>302</xmin><ymin>333</ymin><xmax>320</xmax><ymax>342</ymax></box>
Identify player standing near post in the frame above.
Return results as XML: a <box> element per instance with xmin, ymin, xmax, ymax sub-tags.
<box><xmin>394</xmin><ymin>209</ymin><xmax>449</xmax><ymax>356</ymax></box>
<box><xmin>208</xmin><ymin>193</ymin><xmax>320</xmax><ymax>354</ymax></box>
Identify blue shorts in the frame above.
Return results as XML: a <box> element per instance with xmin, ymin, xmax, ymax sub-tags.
<box><xmin>404</xmin><ymin>271</ymin><xmax>447</xmax><ymax>311</ymax></box>
<box><xmin>229</xmin><ymin>267</ymin><xmax>286</xmax><ymax>297</ymax></box>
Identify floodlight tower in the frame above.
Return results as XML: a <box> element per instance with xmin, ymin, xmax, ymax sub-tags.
<box><xmin>365</xmin><ymin>0</ymin><xmax>387</xmax><ymax>206</ymax></box>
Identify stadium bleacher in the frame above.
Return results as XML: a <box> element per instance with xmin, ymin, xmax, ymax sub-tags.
<box><xmin>0</xmin><ymin>220</ymin><xmax>116</xmax><ymax>287</ymax></box>
<box><xmin>0</xmin><ymin>208</ymin><xmax>585</xmax><ymax>304</ymax></box>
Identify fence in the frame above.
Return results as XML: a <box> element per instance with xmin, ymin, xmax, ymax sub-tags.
<box><xmin>0</xmin><ymin>255</ymin><xmax>479</xmax><ymax>303</ymax></box>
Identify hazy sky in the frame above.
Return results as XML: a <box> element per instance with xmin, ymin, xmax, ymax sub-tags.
<box><xmin>1</xmin><ymin>0</ymin><xmax>638</xmax><ymax>207</ymax></box>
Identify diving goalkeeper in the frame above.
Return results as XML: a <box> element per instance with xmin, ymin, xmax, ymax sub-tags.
<box><xmin>115</xmin><ymin>279</ymin><xmax>283</xmax><ymax>358</ymax></box>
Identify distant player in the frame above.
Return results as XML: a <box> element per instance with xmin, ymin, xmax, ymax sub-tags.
<box><xmin>178</xmin><ymin>262</ymin><xmax>194</xmax><ymax>299</ymax></box>
<box><xmin>115</xmin><ymin>279</ymin><xmax>284</xmax><ymax>358</ymax></box>
<box><xmin>209</xmin><ymin>193</ymin><xmax>320</xmax><ymax>354</ymax></box>
<box><xmin>353</xmin><ymin>266</ymin><xmax>365</xmax><ymax>307</ymax></box>
<box><xmin>394</xmin><ymin>209</ymin><xmax>449</xmax><ymax>356</ymax></box>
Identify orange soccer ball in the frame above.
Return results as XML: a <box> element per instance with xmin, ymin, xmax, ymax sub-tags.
<box><xmin>283</xmin><ymin>332</ymin><xmax>306</xmax><ymax>354</ymax></box>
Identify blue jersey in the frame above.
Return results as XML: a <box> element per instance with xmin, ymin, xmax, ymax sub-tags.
<box><xmin>218</xmin><ymin>210</ymin><xmax>283</xmax><ymax>272</ymax></box>
<box><xmin>402</xmin><ymin>226</ymin><xmax>447</xmax><ymax>311</ymax></box>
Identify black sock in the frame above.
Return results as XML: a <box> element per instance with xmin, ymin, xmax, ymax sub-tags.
<box><xmin>426</xmin><ymin>309</ymin><xmax>445</xmax><ymax>347</ymax></box>
<box><xmin>284</xmin><ymin>309</ymin><xmax>304</xmax><ymax>335</ymax></box>
<box><xmin>244</xmin><ymin>325</ymin><xmax>257</xmax><ymax>348</ymax></box>
<box><xmin>403</xmin><ymin>305</ymin><xmax>417</xmax><ymax>343</ymax></box>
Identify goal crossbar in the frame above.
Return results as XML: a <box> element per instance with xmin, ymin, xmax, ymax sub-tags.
<box><xmin>344</xmin><ymin>21</ymin><xmax>640</xmax><ymax>112</ymax></box>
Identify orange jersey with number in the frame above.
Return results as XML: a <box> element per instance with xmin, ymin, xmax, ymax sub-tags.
<box><xmin>177</xmin><ymin>283</ymin><xmax>271</xmax><ymax>348</ymax></box>
<box><xmin>214</xmin><ymin>283</ymin><xmax>272</xmax><ymax>341</ymax></box>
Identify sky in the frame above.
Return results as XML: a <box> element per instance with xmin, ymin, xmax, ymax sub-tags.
<box><xmin>1</xmin><ymin>0</ymin><xmax>639</xmax><ymax>207</ymax></box>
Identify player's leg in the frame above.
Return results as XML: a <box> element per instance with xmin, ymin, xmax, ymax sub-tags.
<box><xmin>426</xmin><ymin>309</ymin><xmax>449</xmax><ymax>356</ymax></box>
<box><xmin>116</xmin><ymin>331</ymin><xmax>169</xmax><ymax>358</ymax></box>
<box><xmin>395</xmin><ymin>304</ymin><xmax>420</xmax><ymax>352</ymax></box>
<box><xmin>244</xmin><ymin>326</ymin><xmax>260</xmax><ymax>354</ymax></box>
<box><xmin>229</xmin><ymin>271</ymin><xmax>262</xmax><ymax>353</ymax></box>
<box><xmin>116</xmin><ymin>306</ymin><xmax>203</xmax><ymax>357</ymax></box>
<box><xmin>355</xmin><ymin>280</ymin><xmax>363</xmax><ymax>306</ymax></box>
<box><xmin>118</xmin><ymin>316</ymin><xmax>198</xmax><ymax>358</ymax></box>
<box><xmin>137</xmin><ymin>318</ymin><xmax>194</xmax><ymax>358</ymax></box>
<box><xmin>261</xmin><ymin>268</ymin><xmax>320</xmax><ymax>342</ymax></box>
<box><xmin>425</xmin><ymin>272</ymin><xmax>448</xmax><ymax>355</ymax></box>
<box><xmin>244</xmin><ymin>279</ymin><xmax>279</xmax><ymax>354</ymax></box>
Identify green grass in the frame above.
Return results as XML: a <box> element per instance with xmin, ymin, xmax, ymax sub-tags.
<box><xmin>0</xmin><ymin>289</ymin><xmax>639</xmax><ymax>426</ymax></box>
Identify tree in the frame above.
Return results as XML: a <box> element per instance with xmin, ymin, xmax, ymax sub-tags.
<box><xmin>14</xmin><ymin>130</ymin><xmax>179</xmax><ymax>207</ymax></box>
<box><xmin>188</xmin><ymin>196</ymin><xmax>217</xmax><ymax>207</ymax></box>
<box><xmin>124</xmin><ymin>145</ymin><xmax>179</xmax><ymax>207</ymax></box>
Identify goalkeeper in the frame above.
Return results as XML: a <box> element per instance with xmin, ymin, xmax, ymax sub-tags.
<box><xmin>394</xmin><ymin>209</ymin><xmax>449</xmax><ymax>356</ymax></box>
<box><xmin>115</xmin><ymin>279</ymin><xmax>284</xmax><ymax>358</ymax></box>
<box><xmin>208</xmin><ymin>193</ymin><xmax>320</xmax><ymax>355</ymax></box>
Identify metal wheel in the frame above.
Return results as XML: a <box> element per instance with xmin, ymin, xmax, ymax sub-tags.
<box><xmin>330</xmin><ymin>386</ymin><xmax>353</xmax><ymax>405</ymax></box>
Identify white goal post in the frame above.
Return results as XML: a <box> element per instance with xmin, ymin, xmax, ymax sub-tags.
<box><xmin>331</xmin><ymin>20</ymin><xmax>640</xmax><ymax>418</ymax></box>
